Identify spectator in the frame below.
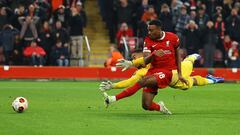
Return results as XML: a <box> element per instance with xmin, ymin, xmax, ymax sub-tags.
<box><xmin>196</xmin><ymin>5</ymin><xmax>209</xmax><ymax>28</ymax></box>
<box><xmin>52</xmin><ymin>20</ymin><xmax>70</xmax><ymax>46</ymax></box>
<box><xmin>141</xmin><ymin>5</ymin><xmax>157</xmax><ymax>23</ymax></box>
<box><xmin>116</xmin><ymin>22</ymin><xmax>133</xmax><ymax>55</ymax></box>
<box><xmin>159</xmin><ymin>3</ymin><xmax>174</xmax><ymax>32</ymax></box>
<box><xmin>74</xmin><ymin>1</ymin><xmax>87</xmax><ymax>28</ymax></box>
<box><xmin>11</xmin><ymin>4</ymin><xmax>25</xmax><ymax>30</ymax></box>
<box><xmin>212</xmin><ymin>6</ymin><xmax>223</xmax><ymax>21</ymax></box>
<box><xmin>104</xmin><ymin>46</ymin><xmax>123</xmax><ymax>68</ymax></box>
<box><xmin>203</xmin><ymin>21</ymin><xmax>218</xmax><ymax>67</ymax></box>
<box><xmin>136</xmin><ymin>0</ymin><xmax>149</xmax><ymax>20</ymax></box>
<box><xmin>52</xmin><ymin>5</ymin><xmax>70</xmax><ymax>28</ymax></box>
<box><xmin>26</xmin><ymin>4</ymin><xmax>36</xmax><ymax>18</ymax></box>
<box><xmin>35</xmin><ymin>0</ymin><xmax>51</xmax><ymax>20</ymax></box>
<box><xmin>23</xmin><ymin>40</ymin><xmax>46</xmax><ymax>67</ymax></box>
<box><xmin>223</xmin><ymin>35</ymin><xmax>232</xmax><ymax>52</ymax></box>
<box><xmin>0</xmin><ymin>7</ymin><xmax>9</xmax><ymax>30</ymax></box>
<box><xmin>18</xmin><ymin>16</ymin><xmax>39</xmax><ymax>47</ymax></box>
<box><xmin>171</xmin><ymin>0</ymin><xmax>183</xmax><ymax>27</ymax></box>
<box><xmin>116</xmin><ymin>22</ymin><xmax>134</xmax><ymax>43</ymax></box>
<box><xmin>11</xmin><ymin>35</ymin><xmax>23</xmax><ymax>65</ymax></box>
<box><xmin>137</xmin><ymin>20</ymin><xmax>148</xmax><ymax>48</ymax></box>
<box><xmin>190</xmin><ymin>10</ymin><xmax>197</xmax><ymax>21</ymax></box>
<box><xmin>103</xmin><ymin>0</ymin><xmax>117</xmax><ymax>43</ymax></box>
<box><xmin>26</xmin><ymin>3</ymin><xmax>47</xmax><ymax>20</ymax></box>
<box><xmin>38</xmin><ymin>21</ymin><xmax>54</xmax><ymax>65</ymax></box>
<box><xmin>214</xmin><ymin>15</ymin><xmax>226</xmax><ymax>57</ymax></box>
<box><xmin>206</xmin><ymin>0</ymin><xmax>218</xmax><ymax>20</ymax></box>
<box><xmin>183</xmin><ymin>20</ymin><xmax>200</xmax><ymax>54</ymax></box>
<box><xmin>228</xmin><ymin>41</ymin><xmax>240</xmax><ymax>68</ymax></box>
<box><xmin>175</xmin><ymin>4</ymin><xmax>190</xmax><ymax>47</ymax></box>
<box><xmin>195</xmin><ymin>5</ymin><xmax>209</xmax><ymax>41</ymax></box>
<box><xmin>0</xmin><ymin>24</ymin><xmax>19</xmax><ymax>65</ymax></box>
<box><xmin>225</xmin><ymin>8</ymin><xmax>240</xmax><ymax>42</ymax></box>
<box><xmin>116</xmin><ymin>0</ymin><xmax>134</xmax><ymax>26</ymax></box>
<box><xmin>215</xmin><ymin>15</ymin><xmax>225</xmax><ymax>41</ymax></box>
<box><xmin>51</xmin><ymin>40</ymin><xmax>69</xmax><ymax>66</ymax></box>
<box><xmin>223</xmin><ymin>0</ymin><xmax>234</xmax><ymax>18</ymax></box>
<box><xmin>69</xmin><ymin>3</ymin><xmax>84</xmax><ymax>58</ymax></box>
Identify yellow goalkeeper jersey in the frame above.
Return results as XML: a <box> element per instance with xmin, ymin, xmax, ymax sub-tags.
<box><xmin>112</xmin><ymin>64</ymin><xmax>150</xmax><ymax>89</ymax></box>
<box><xmin>112</xmin><ymin>56</ymin><xmax>197</xmax><ymax>90</ymax></box>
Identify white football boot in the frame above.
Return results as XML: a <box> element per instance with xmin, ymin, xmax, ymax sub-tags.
<box><xmin>158</xmin><ymin>101</ymin><xmax>172</xmax><ymax>115</ymax></box>
<box><xmin>103</xmin><ymin>92</ymin><xmax>116</xmax><ymax>108</ymax></box>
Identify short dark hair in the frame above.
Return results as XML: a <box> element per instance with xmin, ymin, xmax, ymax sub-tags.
<box><xmin>148</xmin><ymin>20</ymin><xmax>162</xmax><ymax>27</ymax></box>
<box><xmin>132</xmin><ymin>49</ymin><xmax>143</xmax><ymax>54</ymax></box>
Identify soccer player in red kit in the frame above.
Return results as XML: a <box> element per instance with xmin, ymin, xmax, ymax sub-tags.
<box><xmin>102</xmin><ymin>20</ymin><xmax>187</xmax><ymax>114</ymax></box>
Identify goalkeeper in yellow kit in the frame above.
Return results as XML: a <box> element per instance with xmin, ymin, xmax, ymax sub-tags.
<box><xmin>99</xmin><ymin>49</ymin><xmax>224</xmax><ymax>105</ymax></box>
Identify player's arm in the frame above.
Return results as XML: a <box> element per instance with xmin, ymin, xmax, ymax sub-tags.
<box><xmin>171</xmin><ymin>34</ymin><xmax>188</xmax><ymax>84</ymax></box>
<box><xmin>175</xmin><ymin>47</ymin><xmax>182</xmax><ymax>76</ymax></box>
<box><xmin>144</xmin><ymin>49</ymin><xmax>166</xmax><ymax>65</ymax></box>
<box><xmin>116</xmin><ymin>50</ymin><xmax>165</xmax><ymax>71</ymax></box>
<box><xmin>129</xmin><ymin>49</ymin><xmax>165</xmax><ymax>68</ymax></box>
<box><xmin>131</xmin><ymin>52</ymin><xmax>152</xmax><ymax>67</ymax></box>
<box><xmin>117</xmin><ymin>41</ymin><xmax>153</xmax><ymax>69</ymax></box>
<box><xmin>116</xmin><ymin>57</ymin><xmax>146</xmax><ymax>71</ymax></box>
<box><xmin>143</xmin><ymin>52</ymin><xmax>152</xmax><ymax>65</ymax></box>
<box><xmin>112</xmin><ymin>73</ymin><xmax>142</xmax><ymax>89</ymax></box>
<box><xmin>175</xmin><ymin>47</ymin><xmax>188</xmax><ymax>85</ymax></box>
<box><xmin>116</xmin><ymin>40</ymin><xmax>155</xmax><ymax>71</ymax></box>
<box><xmin>99</xmin><ymin>69</ymin><xmax>145</xmax><ymax>90</ymax></box>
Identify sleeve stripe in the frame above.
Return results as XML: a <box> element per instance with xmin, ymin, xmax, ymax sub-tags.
<box><xmin>143</xmin><ymin>50</ymin><xmax>151</xmax><ymax>53</ymax></box>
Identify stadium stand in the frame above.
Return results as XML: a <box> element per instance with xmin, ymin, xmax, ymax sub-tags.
<box><xmin>0</xmin><ymin>0</ymin><xmax>239</xmax><ymax>68</ymax></box>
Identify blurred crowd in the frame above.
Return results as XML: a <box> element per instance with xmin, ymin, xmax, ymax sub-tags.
<box><xmin>0</xmin><ymin>0</ymin><xmax>86</xmax><ymax>66</ymax></box>
<box><xmin>98</xmin><ymin>0</ymin><xmax>240</xmax><ymax>68</ymax></box>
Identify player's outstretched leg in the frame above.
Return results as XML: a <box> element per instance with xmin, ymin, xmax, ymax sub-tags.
<box><xmin>206</xmin><ymin>74</ymin><xmax>224</xmax><ymax>83</ymax></box>
<box><xmin>192</xmin><ymin>74</ymin><xmax>224</xmax><ymax>86</ymax></box>
<box><xmin>185</xmin><ymin>53</ymin><xmax>201</xmax><ymax>63</ymax></box>
<box><xmin>142</xmin><ymin>89</ymin><xmax>172</xmax><ymax>114</ymax></box>
<box><xmin>101</xmin><ymin>82</ymin><xmax>142</xmax><ymax>107</ymax></box>
<box><xmin>101</xmin><ymin>75</ymin><xmax>156</xmax><ymax>107</ymax></box>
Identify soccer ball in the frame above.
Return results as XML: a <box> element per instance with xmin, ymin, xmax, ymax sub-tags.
<box><xmin>12</xmin><ymin>97</ymin><xmax>28</xmax><ymax>113</ymax></box>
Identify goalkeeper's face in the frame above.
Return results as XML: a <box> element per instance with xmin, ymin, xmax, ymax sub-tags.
<box><xmin>131</xmin><ymin>52</ymin><xmax>144</xmax><ymax>69</ymax></box>
<box><xmin>131</xmin><ymin>52</ymin><xmax>143</xmax><ymax>60</ymax></box>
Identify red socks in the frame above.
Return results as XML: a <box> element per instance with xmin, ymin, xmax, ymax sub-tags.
<box><xmin>115</xmin><ymin>83</ymin><xmax>160</xmax><ymax>112</ymax></box>
<box><xmin>148</xmin><ymin>102</ymin><xmax>160</xmax><ymax>111</ymax></box>
<box><xmin>116</xmin><ymin>83</ymin><xmax>142</xmax><ymax>100</ymax></box>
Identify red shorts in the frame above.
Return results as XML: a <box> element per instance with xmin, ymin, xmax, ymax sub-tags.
<box><xmin>143</xmin><ymin>68</ymin><xmax>172</xmax><ymax>93</ymax></box>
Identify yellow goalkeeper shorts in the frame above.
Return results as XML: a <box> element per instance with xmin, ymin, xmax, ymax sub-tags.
<box><xmin>170</xmin><ymin>60</ymin><xmax>194</xmax><ymax>90</ymax></box>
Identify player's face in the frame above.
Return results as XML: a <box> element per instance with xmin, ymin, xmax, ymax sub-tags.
<box><xmin>148</xmin><ymin>25</ymin><xmax>161</xmax><ymax>40</ymax></box>
<box><xmin>131</xmin><ymin>52</ymin><xmax>143</xmax><ymax>60</ymax></box>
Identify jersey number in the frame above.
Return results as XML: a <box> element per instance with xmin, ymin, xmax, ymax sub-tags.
<box><xmin>158</xmin><ymin>72</ymin><xmax>165</xmax><ymax>79</ymax></box>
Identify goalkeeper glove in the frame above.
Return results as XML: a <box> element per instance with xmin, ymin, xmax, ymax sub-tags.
<box><xmin>99</xmin><ymin>81</ymin><xmax>113</xmax><ymax>92</ymax></box>
<box><xmin>116</xmin><ymin>59</ymin><xmax>133</xmax><ymax>71</ymax></box>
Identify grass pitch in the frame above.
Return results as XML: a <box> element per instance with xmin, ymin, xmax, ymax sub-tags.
<box><xmin>0</xmin><ymin>81</ymin><xmax>240</xmax><ymax>135</ymax></box>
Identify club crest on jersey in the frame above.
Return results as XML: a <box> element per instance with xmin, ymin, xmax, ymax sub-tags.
<box><xmin>166</xmin><ymin>41</ymin><xmax>170</xmax><ymax>47</ymax></box>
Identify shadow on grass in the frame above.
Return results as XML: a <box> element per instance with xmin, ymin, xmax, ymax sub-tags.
<box><xmin>91</xmin><ymin>109</ymin><xmax>240</xmax><ymax>120</ymax></box>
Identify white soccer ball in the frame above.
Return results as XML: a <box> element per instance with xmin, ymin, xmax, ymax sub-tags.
<box><xmin>12</xmin><ymin>97</ymin><xmax>28</xmax><ymax>113</ymax></box>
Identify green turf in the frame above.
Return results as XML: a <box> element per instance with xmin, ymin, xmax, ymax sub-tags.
<box><xmin>0</xmin><ymin>81</ymin><xmax>240</xmax><ymax>135</ymax></box>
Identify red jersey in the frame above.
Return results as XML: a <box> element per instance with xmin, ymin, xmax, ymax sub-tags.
<box><xmin>143</xmin><ymin>32</ymin><xmax>179</xmax><ymax>70</ymax></box>
<box><xmin>23</xmin><ymin>46</ymin><xmax>46</xmax><ymax>57</ymax></box>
